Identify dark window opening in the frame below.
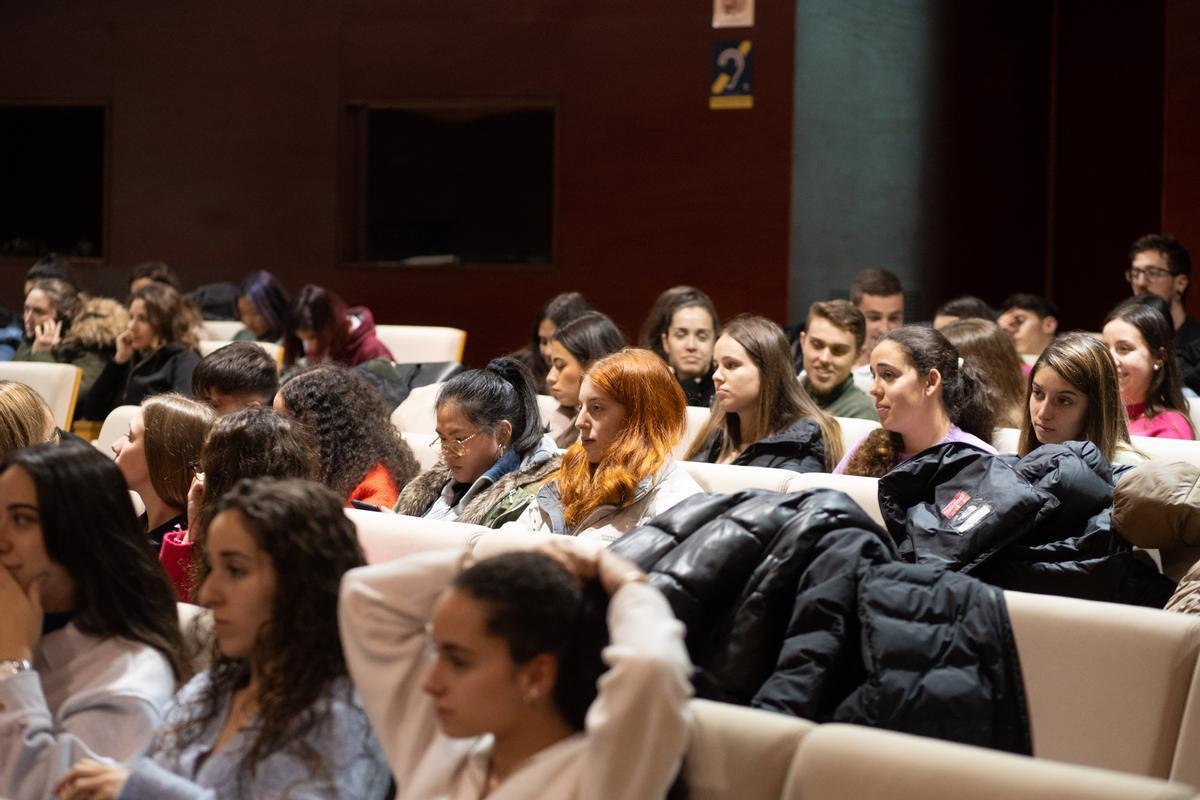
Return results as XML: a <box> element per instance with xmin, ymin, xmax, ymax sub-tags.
<box><xmin>346</xmin><ymin>104</ymin><xmax>555</xmax><ymax>265</ymax></box>
<box><xmin>0</xmin><ymin>105</ymin><xmax>106</xmax><ymax>259</ymax></box>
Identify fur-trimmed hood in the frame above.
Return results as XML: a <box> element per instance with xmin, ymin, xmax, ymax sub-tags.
<box><xmin>64</xmin><ymin>296</ymin><xmax>129</xmax><ymax>350</ymax></box>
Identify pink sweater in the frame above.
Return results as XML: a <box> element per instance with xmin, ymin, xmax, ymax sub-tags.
<box><xmin>1126</xmin><ymin>403</ymin><xmax>1195</xmax><ymax>440</ymax></box>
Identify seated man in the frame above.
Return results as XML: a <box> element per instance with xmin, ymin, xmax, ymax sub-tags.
<box><xmin>191</xmin><ymin>341</ymin><xmax>279</xmax><ymax>415</ymax></box>
<box><xmin>997</xmin><ymin>293</ymin><xmax>1058</xmax><ymax>358</ymax></box>
<box><xmin>1126</xmin><ymin>234</ymin><xmax>1200</xmax><ymax>392</ymax></box>
<box><xmin>849</xmin><ymin>268</ymin><xmax>904</xmax><ymax>381</ymax></box>
<box><xmin>799</xmin><ymin>300</ymin><xmax>878</xmax><ymax>421</ymax></box>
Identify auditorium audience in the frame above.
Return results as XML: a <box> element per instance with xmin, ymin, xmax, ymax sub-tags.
<box><xmin>283</xmin><ymin>284</ymin><xmax>393</xmax><ymax>368</ymax></box>
<box><xmin>997</xmin><ymin>293</ymin><xmax>1059</xmax><ymax>359</ymax></box>
<box><xmin>932</xmin><ymin>295</ymin><xmax>995</xmax><ymax>329</ymax></box>
<box><xmin>191</xmin><ymin>342</ymin><xmax>279</xmax><ymax>416</ymax></box>
<box><xmin>58</xmin><ymin>478</ymin><xmax>389</xmax><ymax>800</ymax></box>
<box><xmin>798</xmin><ymin>299</ymin><xmax>878</xmax><ymax>420</ymax></box>
<box><xmin>942</xmin><ymin>318</ymin><xmax>1026</xmax><ymax>429</ymax></box>
<box><xmin>22</xmin><ymin>253</ymin><xmax>80</xmax><ymax>297</ymax></box>
<box><xmin>836</xmin><ymin>325</ymin><xmax>997</xmax><ymax>476</ymax></box>
<box><xmin>275</xmin><ymin>364</ymin><xmax>419</xmax><ymax>507</ymax></box>
<box><xmin>112</xmin><ymin>394</ymin><xmax>214</xmax><ymax>549</ymax></box>
<box><xmin>81</xmin><ymin>284</ymin><xmax>202</xmax><ymax>420</ymax></box>
<box><xmin>158</xmin><ymin>407</ymin><xmax>319</xmax><ymax>599</ymax></box>
<box><xmin>513</xmin><ymin>291</ymin><xmax>593</xmax><ymax>393</ymax></box>
<box><xmin>544</xmin><ymin>312</ymin><xmax>626</xmax><ymax>447</ymax></box>
<box><xmin>395</xmin><ymin>357</ymin><xmax>560</xmax><ymax>526</ymax></box>
<box><xmin>508</xmin><ymin>349</ymin><xmax>702</xmax><ymax>541</ymax></box>
<box><xmin>849</xmin><ymin>268</ymin><xmax>905</xmax><ymax>376</ymax></box>
<box><xmin>233</xmin><ymin>270</ymin><xmax>291</xmax><ymax>343</ymax></box>
<box><xmin>640</xmin><ymin>286</ymin><xmax>720</xmax><ymax>407</ymax></box>
<box><xmin>0</xmin><ymin>381</ymin><xmax>58</xmax><ymax>458</ymax></box>
<box><xmin>1102</xmin><ymin>298</ymin><xmax>1195</xmax><ymax>440</ymax></box>
<box><xmin>0</xmin><ymin>443</ymin><xmax>186</xmax><ymax>800</ymax></box>
<box><xmin>687</xmin><ymin>315</ymin><xmax>842</xmax><ymax>472</ymax></box>
<box><xmin>1017</xmin><ymin>332</ymin><xmax>1143</xmax><ymax>464</ymax></box>
<box><xmin>339</xmin><ymin>536</ymin><xmax>691</xmax><ymax>800</ymax></box>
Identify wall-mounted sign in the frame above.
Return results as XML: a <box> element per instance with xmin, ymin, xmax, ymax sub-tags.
<box><xmin>713</xmin><ymin>0</ymin><xmax>754</xmax><ymax>29</ymax></box>
<box><xmin>710</xmin><ymin>40</ymin><xmax>753</xmax><ymax>110</ymax></box>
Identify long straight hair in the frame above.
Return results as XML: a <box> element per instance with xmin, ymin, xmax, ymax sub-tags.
<box><xmin>142</xmin><ymin>394</ymin><xmax>216</xmax><ymax>511</ymax></box>
<box><xmin>556</xmin><ymin>349</ymin><xmax>686</xmax><ymax>528</ymax></box>
<box><xmin>1018</xmin><ymin>333</ymin><xmax>1132</xmax><ymax>460</ymax></box>
<box><xmin>942</xmin><ymin>318</ymin><xmax>1026</xmax><ymax>429</ymax></box>
<box><xmin>684</xmin><ymin>315</ymin><xmax>843</xmax><ymax>469</ymax></box>
<box><xmin>1104</xmin><ymin>297</ymin><xmax>1195</xmax><ymax>435</ymax></box>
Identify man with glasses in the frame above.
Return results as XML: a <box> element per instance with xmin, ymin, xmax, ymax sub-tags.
<box><xmin>1127</xmin><ymin>233</ymin><xmax>1200</xmax><ymax>391</ymax></box>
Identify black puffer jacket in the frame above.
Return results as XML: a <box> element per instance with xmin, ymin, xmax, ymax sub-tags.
<box><xmin>879</xmin><ymin>441</ymin><xmax>1175</xmax><ymax>607</ymax></box>
<box><xmin>613</xmin><ymin>488</ymin><xmax>1031</xmax><ymax>753</ymax></box>
<box><xmin>691</xmin><ymin>417</ymin><xmax>826</xmax><ymax>473</ymax></box>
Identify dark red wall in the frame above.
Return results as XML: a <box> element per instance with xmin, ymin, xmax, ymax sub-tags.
<box><xmin>0</xmin><ymin>1</ymin><xmax>796</xmax><ymax>365</ymax></box>
<box><xmin>1164</xmin><ymin>0</ymin><xmax>1200</xmax><ymax>319</ymax></box>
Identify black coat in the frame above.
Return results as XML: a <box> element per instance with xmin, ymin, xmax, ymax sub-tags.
<box><xmin>879</xmin><ymin>441</ymin><xmax>1175</xmax><ymax>607</ymax></box>
<box><xmin>693</xmin><ymin>417</ymin><xmax>826</xmax><ymax>473</ymax></box>
<box><xmin>79</xmin><ymin>342</ymin><xmax>201</xmax><ymax>420</ymax></box>
<box><xmin>613</xmin><ymin>488</ymin><xmax>1032</xmax><ymax>754</ymax></box>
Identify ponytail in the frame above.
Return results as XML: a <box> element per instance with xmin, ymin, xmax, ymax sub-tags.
<box><xmin>944</xmin><ymin>360</ymin><xmax>996</xmax><ymax>441</ymax></box>
<box><xmin>437</xmin><ymin>356</ymin><xmax>544</xmax><ymax>456</ymax></box>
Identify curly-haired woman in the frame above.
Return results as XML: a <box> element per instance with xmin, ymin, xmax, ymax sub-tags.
<box><xmin>275</xmin><ymin>364</ymin><xmax>418</xmax><ymax>508</ymax></box>
<box><xmin>56</xmin><ymin>478</ymin><xmax>389</xmax><ymax>800</ymax></box>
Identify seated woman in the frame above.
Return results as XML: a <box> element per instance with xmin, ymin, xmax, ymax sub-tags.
<box><xmin>1017</xmin><ymin>332</ymin><xmax>1142</xmax><ymax>464</ymax></box>
<box><xmin>158</xmin><ymin>407</ymin><xmax>319</xmax><ymax>599</ymax></box>
<box><xmin>283</xmin><ymin>285</ymin><xmax>392</xmax><ymax>368</ymax></box>
<box><xmin>0</xmin><ymin>443</ymin><xmax>185</xmax><ymax>800</ymax></box>
<box><xmin>395</xmin><ymin>358</ymin><xmax>559</xmax><ymax>526</ymax></box>
<box><xmin>275</xmin><ymin>364</ymin><xmax>418</xmax><ymax>507</ymax></box>
<box><xmin>509</xmin><ymin>348</ymin><xmax>703</xmax><ymax>541</ymax></box>
<box><xmin>686</xmin><ymin>315</ymin><xmax>842</xmax><ymax>473</ymax></box>
<box><xmin>941</xmin><ymin>318</ymin><xmax>1027</xmax><ymax>429</ymax></box>
<box><xmin>836</xmin><ymin>326</ymin><xmax>998</xmax><ymax>477</ymax></box>
<box><xmin>57</xmin><ymin>478</ymin><xmax>389</xmax><ymax>800</ymax></box>
<box><xmin>544</xmin><ymin>312</ymin><xmax>626</xmax><ymax>448</ymax></box>
<box><xmin>339</xmin><ymin>536</ymin><xmax>691</xmax><ymax>799</ymax></box>
<box><xmin>112</xmin><ymin>394</ymin><xmax>214</xmax><ymax>548</ymax></box>
<box><xmin>640</xmin><ymin>286</ymin><xmax>720</xmax><ymax>407</ymax></box>
<box><xmin>81</xmin><ymin>284</ymin><xmax>203</xmax><ymax>420</ymax></box>
<box><xmin>0</xmin><ymin>380</ymin><xmax>58</xmax><ymax>458</ymax></box>
<box><xmin>1102</xmin><ymin>298</ymin><xmax>1196</xmax><ymax>440</ymax></box>
<box><xmin>511</xmin><ymin>291</ymin><xmax>593</xmax><ymax>393</ymax></box>
<box><xmin>233</xmin><ymin>270</ymin><xmax>290</xmax><ymax>343</ymax></box>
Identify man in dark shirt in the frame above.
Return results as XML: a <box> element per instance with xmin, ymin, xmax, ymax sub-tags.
<box><xmin>1126</xmin><ymin>234</ymin><xmax>1200</xmax><ymax>391</ymax></box>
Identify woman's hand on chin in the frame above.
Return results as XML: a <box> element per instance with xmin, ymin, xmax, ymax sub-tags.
<box><xmin>0</xmin><ymin>566</ymin><xmax>44</xmax><ymax>661</ymax></box>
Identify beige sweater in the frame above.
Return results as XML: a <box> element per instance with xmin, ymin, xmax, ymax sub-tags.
<box><xmin>338</xmin><ymin>548</ymin><xmax>693</xmax><ymax>800</ymax></box>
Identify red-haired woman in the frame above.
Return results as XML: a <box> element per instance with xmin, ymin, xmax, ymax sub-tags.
<box><xmin>506</xmin><ymin>348</ymin><xmax>703</xmax><ymax>542</ymax></box>
<box><xmin>283</xmin><ymin>285</ymin><xmax>393</xmax><ymax>368</ymax></box>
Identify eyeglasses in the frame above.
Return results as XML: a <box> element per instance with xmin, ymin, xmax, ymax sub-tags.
<box><xmin>430</xmin><ymin>431</ymin><xmax>481</xmax><ymax>457</ymax></box>
<box><xmin>1126</xmin><ymin>266</ymin><xmax>1175</xmax><ymax>282</ymax></box>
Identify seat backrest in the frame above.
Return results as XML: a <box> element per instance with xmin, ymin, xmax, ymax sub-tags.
<box><xmin>346</xmin><ymin>507</ymin><xmax>486</xmax><ymax>563</ymax></box>
<box><xmin>197</xmin><ymin>320</ymin><xmax>248</xmax><ymax>340</ymax></box>
<box><xmin>680</xmin><ymin>461</ymin><xmax>800</xmax><ymax>493</ymax></box>
<box><xmin>784</xmin><ymin>723</ymin><xmax>1196</xmax><ymax>800</ymax></box>
<box><xmin>780</xmin><ymin>472</ymin><xmax>884</xmax><ymax>527</ymax></box>
<box><xmin>1189</xmin><ymin>397</ymin><xmax>1200</xmax><ymax>443</ymax></box>
<box><xmin>536</xmin><ymin>393</ymin><xmax>561</xmax><ymax>428</ymax></box>
<box><xmin>685</xmin><ymin>699</ymin><xmax>815</xmax><ymax>800</ymax></box>
<box><xmin>391</xmin><ymin>382</ymin><xmax>444</xmax><ymax>433</ymax></box>
<box><xmin>993</xmin><ymin>426</ymin><xmax>1021</xmax><ymax>453</ymax></box>
<box><xmin>833</xmin><ymin>415</ymin><xmax>880</xmax><ymax>458</ymax></box>
<box><xmin>1173</xmin><ymin>655</ymin><xmax>1200</xmax><ymax>787</ymax></box>
<box><xmin>197</xmin><ymin>339</ymin><xmax>283</xmax><ymax>368</ymax></box>
<box><xmin>373</xmin><ymin>325</ymin><xmax>467</xmax><ymax>364</ymax></box>
<box><xmin>1130</xmin><ymin>435</ymin><xmax>1200</xmax><ymax>467</ymax></box>
<box><xmin>401</xmin><ymin>431</ymin><xmax>440</xmax><ymax>471</ymax></box>
<box><xmin>673</xmin><ymin>405</ymin><xmax>713</xmax><ymax>459</ymax></box>
<box><xmin>93</xmin><ymin>404</ymin><xmax>140</xmax><ymax>455</ymax></box>
<box><xmin>0</xmin><ymin>362</ymin><xmax>82</xmax><ymax>429</ymax></box>
<box><xmin>177</xmin><ymin>602</ymin><xmax>213</xmax><ymax>673</ymax></box>
<box><xmin>1005</xmin><ymin>589</ymin><xmax>1200</xmax><ymax>778</ymax></box>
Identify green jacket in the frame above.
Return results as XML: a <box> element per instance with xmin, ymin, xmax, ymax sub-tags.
<box><xmin>804</xmin><ymin>375</ymin><xmax>879</xmax><ymax>422</ymax></box>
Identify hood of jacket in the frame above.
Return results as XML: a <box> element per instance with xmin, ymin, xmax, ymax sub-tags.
<box><xmin>63</xmin><ymin>296</ymin><xmax>129</xmax><ymax>351</ymax></box>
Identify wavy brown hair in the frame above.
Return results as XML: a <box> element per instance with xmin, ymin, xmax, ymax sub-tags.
<box><xmin>130</xmin><ymin>282</ymin><xmax>200</xmax><ymax>352</ymax></box>
<box><xmin>684</xmin><ymin>315</ymin><xmax>842</xmax><ymax>469</ymax></box>
<box><xmin>165</xmin><ymin>478</ymin><xmax>367</xmax><ymax>795</ymax></box>
<box><xmin>941</xmin><ymin>318</ymin><xmax>1026</xmax><ymax>429</ymax></box>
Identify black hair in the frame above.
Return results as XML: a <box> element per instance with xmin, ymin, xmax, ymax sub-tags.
<box><xmin>638</xmin><ymin>286</ymin><xmax>719</xmax><ymax>361</ymax></box>
<box><xmin>1131</xmin><ymin>233</ymin><xmax>1192</xmax><ymax>276</ymax></box>
<box><xmin>436</xmin><ymin>357</ymin><xmax>543</xmax><ymax>455</ymax></box>
<box><xmin>129</xmin><ymin>260</ymin><xmax>181</xmax><ymax>290</ymax></box>
<box><xmin>279</xmin><ymin>364</ymin><xmax>419</xmax><ymax>499</ymax></box>
<box><xmin>26</xmin><ymin>253</ymin><xmax>79</xmax><ymax>288</ymax></box>
<box><xmin>934</xmin><ymin>295</ymin><xmax>995</xmax><ymax>323</ymax></box>
<box><xmin>236</xmin><ymin>270</ymin><xmax>291</xmax><ymax>342</ymax></box>
<box><xmin>999</xmin><ymin>293</ymin><xmax>1060</xmax><ymax>320</ymax></box>
<box><xmin>553</xmin><ymin>311</ymin><xmax>627</xmax><ymax>368</ymax></box>
<box><xmin>523</xmin><ymin>292</ymin><xmax>594</xmax><ymax>387</ymax></box>
<box><xmin>192</xmin><ymin>342</ymin><xmax>280</xmax><ymax>408</ymax></box>
<box><xmin>2</xmin><ymin>443</ymin><xmax>187</xmax><ymax>680</ymax></box>
<box><xmin>452</xmin><ymin>551</ymin><xmax>610</xmax><ymax>732</ymax></box>
<box><xmin>1104</xmin><ymin>296</ymin><xmax>1193</xmax><ymax>430</ymax></box>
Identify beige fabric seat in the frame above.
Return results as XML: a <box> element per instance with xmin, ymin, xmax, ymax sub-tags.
<box><xmin>674</xmin><ymin>405</ymin><xmax>714</xmax><ymax>459</ymax></box>
<box><xmin>685</xmin><ymin>699</ymin><xmax>814</xmax><ymax>800</ymax></box>
<box><xmin>400</xmin><ymin>431</ymin><xmax>439</xmax><ymax>471</ymax></box>
<box><xmin>177</xmin><ymin>602</ymin><xmax>213</xmax><ymax>673</ymax></box>
<box><xmin>781</xmin><ymin>472</ymin><xmax>884</xmax><ymax>528</ymax></box>
<box><xmin>93</xmin><ymin>404</ymin><xmax>140</xmax><ymax>455</ymax></box>
<box><xmin>391</xmin><ymin>382</ymin><xmax>443</xmax><ymax>433</ymax></box>
<box><xmin>785</xmin><ymin>723</ymin><xmax>1196</xmax><ymax>800</ymax></box>
<box><xmin>993</xmin><ymin>426</ymin><xmax>1020</xmax><ymax>453</ymax></box>
<box><xmin>373</xmin><ymin>324</ymin><xmax>466</xmax><ymax>364</ymax></box>
<box><xmin>0</xmin><ymin>362</ymin><xmax>82</xmax><ymax>429</ymax></box>
<box><xmin>833</xmin><ymin>415</ymin><xmax>880</xmax><ymax>458</ymax></box>
<box><xmin>1005</xmin><ymin>589</ymin><xmax>1200</xmax><ymax>779</ymax></box>
<box><xmin>1131</xmin><ymin>435</ymin><xmax>1200</xmax><ymax>467</ymax></box>
<box><xmin>681</xmin><ymin>461</ymin><xmax>803</xmax><ymax>493</ymax></box>
<box><xmin>196</xmin><ymin>320</ymin><xmax>247</xmax><ymax>340</ymax></box>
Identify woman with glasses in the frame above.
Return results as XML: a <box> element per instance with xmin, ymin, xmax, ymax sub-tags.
<box><xmin>275</xmin><ymin>364</ymin><xmax>419</xmax><ymax>507</ymax></box>
<box><xmin>506</xmin><ymin>348</ymin><xmax>703</xmax><ymax>542</ymax></box>
<box><xmin>111</xmin><ymin>393</ymin><xmax>214</xmax><ymax>549</ymax></box>
<box><xmin>394</xmin><ymin>357</ymin><xmax>559</xmax><ymax>526</ymax></box>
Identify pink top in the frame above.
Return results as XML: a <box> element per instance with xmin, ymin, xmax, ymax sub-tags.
<box><xmin>1126</xmin><ymin>403</ymin><xmax>1195</xmax><ymax>440</ymax></box>
<box><xmin>158</xmin><ymin>529</ymin><xmax>194</xmax><ymax>601</ymax></box>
